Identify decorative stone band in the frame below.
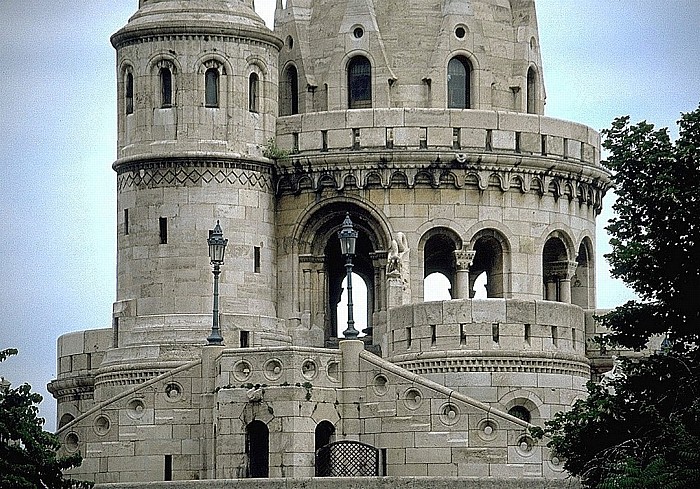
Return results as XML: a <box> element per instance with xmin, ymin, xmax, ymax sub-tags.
<box><xmin>114</xmin><ymin>156</ymin><xmax>275</xmax><ymax>192</ymax></box>
<box><xmin>544</xmin><ymin>260</ymin><xmax>580</xmax><ymax>281</ymax></box>
<box><xmin>276</xmin><ymin>154</ymin><xmax>608</xmax><ymax>212</ymax></box>
<box><xmin>47</xmin><ymin>375</ymin><xmax>96</xmax><ymax>402</ymax></box>
<box><xmin>392</xmin><ymin>350</ymin><xmax>590</xmax><ymax>378</ymax></box>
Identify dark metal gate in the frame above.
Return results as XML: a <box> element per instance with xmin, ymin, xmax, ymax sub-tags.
<box><xmin>315</xmin><ymin>440</ymin><xmax>379</xmax><ymax>477</ymax></box>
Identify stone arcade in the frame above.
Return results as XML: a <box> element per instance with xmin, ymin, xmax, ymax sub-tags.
<box><xmin>49</xmin><ymin>0</ymin><xmax>610</xmax><ymax>484</ymax></box>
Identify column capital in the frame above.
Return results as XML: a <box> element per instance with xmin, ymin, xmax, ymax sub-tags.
<box><xmin>454</xmin><ymin>249</ymin><xmax>477</xmax><ymax>271</ymax></box>
<box><xmin>544</xmin><ymin>260</ymin><xmax>578</xmax><ymax>280</ymax></box>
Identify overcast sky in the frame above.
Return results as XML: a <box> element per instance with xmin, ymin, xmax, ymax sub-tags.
<box><xmin>0</xmin><ymin>1</ymin><xmax>698</xmax><ymax>431</ymax></box>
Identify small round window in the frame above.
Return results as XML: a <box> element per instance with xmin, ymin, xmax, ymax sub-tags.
<box><xmin>455</xmin><ymin>25</ymin><xmax>467</xmax><ymax>39</ymax></box>
<box><xmin>353</xmin><ymin>26</ymin><xmax>364</xmax><ymax>39</ymax></box>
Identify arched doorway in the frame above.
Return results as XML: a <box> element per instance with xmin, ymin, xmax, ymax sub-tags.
<box><xmin>297</xmin><ymin>202</ymin><xmax>390</xmax><ymax>347</ymax></box>
<box><xmin>246</xmin><ymin>420</ymin><xmax>269</xmax><ymax>478</ymax></box>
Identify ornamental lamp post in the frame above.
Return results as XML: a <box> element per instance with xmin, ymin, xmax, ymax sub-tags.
<box><xmin>207</xmin><ymin>220</ymin><xmax>228</xmax><ymax>345</ymax></box>
<box><xmin>337</xmin><ymin>213</ymin><xmax>359</xmax><ymax>339</ymax></box>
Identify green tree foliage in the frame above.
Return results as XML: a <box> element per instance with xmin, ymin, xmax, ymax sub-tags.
<box><xmin>533</xmin><ymin>106</ymin><xmax>700</xmax><ymax>488</ymax></box>
<box><xmin>0</xmin><ymin>348</ymin><xmax>92</xmax><ymax>489</ymax></box>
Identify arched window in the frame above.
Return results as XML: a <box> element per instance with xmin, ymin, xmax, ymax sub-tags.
<box><xmin>526</xmin><ymin>67</ymin><xmax>537</xmax><ymax>114</ymax></box>
<box><xmin>571</xmin><ymin>238</ymin><xmax>594</xmax><ymax>308</ymax></box>
<box><xmin>470</xmin><ymin>231</ymin><xmax>508</xmax><ymax>298</ymax></box>
<box><xmin>315</xmin><ymin>421</ymin><xmax>335</xmax><ymax>452</ymax></box>
<box><xmin>160</xmin><ymin>67</ymin><xmax>172</xmax><ymax>108</ymax></box>
<box><xmin>246</xmin><ymin>420</ymin><xmax>269</xmax><ymax>478</ymax></box>
<box><xmin>125</xmin><ymin>72</ymin><xmax>134</xmax><ymax>115</ymax></box>
<box><xmin>348</xmin><ymin>56</ymin><xmax>372</xmax><ymax>109</ymax></box>
<box><xmin>280</xmin><ymin>65</ymin><xmax>298</xmax><ymax>116</ymax></box>
<box><xmin>205</xmin><ymin>67</ymin><xmax>219</xmax><ymax>107</ymax></box>
<box><xmin>542</xmin><ymin>236</ymin><xmax>570</xmax><ymax>302</ymax></box>
<box><xmin>423</xmin><ymin>231</ymin><xmax>460</xmax><ymax>299</ymax></box>
<box><xmin>447</xmin><ymin>56</ymin><xmax>471</xmax><ymax>109</ymax></box>
<box><xmin>508</xmin><ymin>405</ymin><xmax>531</xmax><ymax>423</ymax></box>
<box><xmin>249</xmin><ymin>73</ymin><xmax>259</xmax><ymax>113</ymax></box>
<box><xmin>58</xmin><ymin>413</ymin><xmax>75</xmax><ymax>429</ymax></box>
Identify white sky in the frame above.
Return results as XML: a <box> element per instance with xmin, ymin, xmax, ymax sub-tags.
<box><xmin>0</xmin><ymin>1</ymin><xmax>698</xmax><ymax>431</ymax></box>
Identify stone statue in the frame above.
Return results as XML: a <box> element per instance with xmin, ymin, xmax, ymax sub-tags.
<box><xmin>387</xmin><ymin>232</ymin><xmax>409</xmax><ymax>276</ymax></box>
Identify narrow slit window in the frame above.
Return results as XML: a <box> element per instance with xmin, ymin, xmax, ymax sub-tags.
<box><xmin>406</xmin><ymin>327</ymin><xmax>412</xmax><ymax>349</ymax></box>
<box><xmin>431</xmin><ymin>325</ymin><xmax>437</xmax><ymax>346</ymax></box>
<box><xmin>563</xmin><ymin>138</ymin><xmax>569</xmax><ymax>159</ymax></box>
<box><xmin>515</xmin><ymin>132</ymin><xmax>521</xmax><ymax>153</ymax></box>
<box><xmin>164</xmin><ymin>455</ymin><xmax>172</xmax><ymax>481</ymax></box>
<box><xmin>419</xmin><ymin>127</ymin><xmax>428</xmax><ymax>149</ymax></box>
<box><xmin>125</xmin><ymin>72</ymin><xmax>134</xmax><ymax>115</ymax></box>
<box><xmin>160</xmin><ymin>67</ymin><xmax>172</xmax><ymax>108</ymax></box>
<box><xmin>551</xmin><ymin>325</ymin><xmax>558</xmax><ymax>347</ymax></box>
<box><xmin>254</xmin><ymin>246</ymin><xmax>261</xmax><ymax>273</ymax></box>
<box><xmin>352</xmin><ymin>128</ymin><xmax>360</xmax><ymax>150</ymax></box>
<box><xmin>159</xmin><ymin>217</ymin><xmax>168</xmax><ymax>244</ymax></box>
<box><xmin>460</xmin><ymin>323</ymin><xmax>467</xmax><ymax>346</ymax></box>
<box><xmin>486</xmin><ymin>129</ymin><xmax>493</xmax><ymax>151</ymax></box>
<box><xmin>527</xmin><ymin>67</ymin><xmax>537</xmax><ymax>114</ymax></box>
<box><xmin>541</xmin><ymin>134</ymin><xmax>548</xmax><ymax>155</ymax></box>
<box><xmin>249</xmin><ymin>73</ymin><xmax>259</xmax><ymax>112</ymax></box>
<box><xmin>321</xmin><ymin>130</ymin><xmax>328</xmax><ymax>151</ymax></box>
<box><xmin>492</xmin><ymin>323</ymin><xmax>500</xmax><ymax>344</ymax></box>
<box><xmin>571</xmin><ymin>328</ymin><xmax>576</xmax><ymax>349</ymax></box>
<box><xmin>112</xmin><ymin>317</ymin><xmax>119</xmax><ymax>348</ymax></box>
<box><xmin>524</xmin><ymin>323</ymin><xmax>531</xmax><ymax>345</ymax></box>
<box><xmin>447</xmin><ymin>56</ymin><xmax>471</xmax><ymax>109</ymax></box>
<box><xmin>386</xmin><ymin>127</ymin><xmax>394</xmax><ymax>149</ymax></box>
<box><xmin>453</xmin><ymin>128</ymin><xmax>461</xmax><ymax>150</ymax></box>
<box><xmin>292</xmin><ymin>132</ymin><xmax>299</xmax><ymax>153</ymax></box>
<box><xmin>124</xmin><ymin>208</ymin><xmax>129</xmax><ymax>235</ymax></box>
<box><xmin>205</xmin><ymin>68</ymin><xmax>219</xmax><ymax>107</ymax></box>
<box><xmin>240</xmin><ymin>330</ymin><xmax>250</xmax><ymax>348</ymax></box>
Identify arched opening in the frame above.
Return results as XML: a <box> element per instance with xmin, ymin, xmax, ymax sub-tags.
<box><xmin>470</xmin><ymin>232</ymin><xmax>507</xmax><ymax>298</ymax></box>
<box><xmin>423</xmin><ymin>231</ymin><xmax>460</xmax><ymax>297</ymax></box>
<box><xmin>526</xmin><ymin>67</ymin><xmax>537</xmax><ymax>114</ymax></box>
<box><xmin>125</xmin><ymin>72</ymin><xmax>134</xmax><ymax>115</ymax></box>
<box><xmin>508</xmin><ymin>405</ymin><xmax>531</xmax><ymax>423</ymax></box>
<box><xmin>205</xmin><ymin>67</ymin><xmax>219</xmax><ymax>107</ymax></box>
<box><xmin>298</xmin><ymin>204</ymin><xmax>388</xmax><ymax>348</ymax></box>
<box><xmin>336</xmin><ymin>272</ymin><xmax>369</xmax><ymax>336</ymax></box>
<box><xmin>280</xmin><ymin>65</ymin><xmax>298</xmax><ymax>116</ymax></box>
<box><xmin>249</xmin><ymin>72</ymin><xmax>259</xmax><ymax>113</ymax></box>
<box><xmin>58</xmin><ymin>413</ymin><xmax>75</xmax><ymax>429</ymax></box>
<box><xmin>542</xmin><ymin>236</ymin><xmax>571</xmax><ymax>302</ymax></box>
<box><xmin>246</xmin><ymin>420</ymin><xmax>269</xmax><ymax>478</ymax></box>
<box><xmin>315</xmin><ymin>421</ymin><xmax>336</xmax><ymax>452</ymax></box>
<box><xmin>348</xmin><ymin>56</ymin><xmax>372</xmax><ymax>109</ymax></box>
<box><xmin>447</xmin><ymin>56</ymin><xmax>472</xmax><ymax>109</ymax></box>
<box><xmin>160</xmin><ymin>67</ymin><xmax>172</xmax><ymax>107</ymax></box>
<box><xmin>571</xmin><ymin>238</ymin><xmax>594</xmax><ymax>308</ymax></box>
<box><xmin>424</xmin><ymin>272</ymin><xmax>452</xmax><ymax>301</ymax></box>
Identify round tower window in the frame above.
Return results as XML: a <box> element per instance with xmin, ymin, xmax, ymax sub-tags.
<box><xmin>455</xmin><ymin>25</ymin><xmax>467</xmax><ymax>39</ymax></box>
<box><xmin>353</xmin><ymin>27</ymin><xmax>364</xmax><ymax>39</ymax></box>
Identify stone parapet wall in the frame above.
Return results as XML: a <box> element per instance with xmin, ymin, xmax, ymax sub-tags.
<box><xmin>276</xmin><ymin>109</ymin><xmax>600</xmax><ymax>166</ymax></box>
<box><xmin>96</xmin><ymin>477</ymin><xmax>580</xmax><ymax>489</ymax></box>
<box><xmin>53</xmin><ymin>328</ymin><xmax>113</xmax><ymax>379</ymax></box>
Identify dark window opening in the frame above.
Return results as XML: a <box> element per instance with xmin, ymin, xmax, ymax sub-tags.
<box><xmin>281</xmin><ymin>65</ymin><xmax>299</xmax><ymax>116</ymax></box>
<box><xmin>524</xmin><ymin>323</ymin><xmax>531</xmax><ymax>345</ymax></box>
<box><xmin>352</xmin><ymin>128</ymin><xmax>360</xmax><ymax>150</ymax></box>
<box><xmin>292</xmin><ymin>132</ymin><xmax>299</xmax><ymax>153</ymax></box>
<box><xmin>112</xmin><ymin>317</ymin><xmax>119</xmax><ymax>348</ymax></box>
<box><xmin>515</xmin><ymin>132</ymin><xmax>521</xmax><ymax>153</ymax></box>
<box><xmin>249</xmin><ymin>73</ymin><xmax>259</xmax><ymax>112</ymax></box>
<box><xmin>205</xmin><ymin>68</ymin><xmax>219</xmax><ymax>107</ymax></box>
<box><xmin>125</xmin><ymin>72</ymin><xmax>134</xmax><ymax>115</ymax></box>
<box><xmin>246</xmin><ymin>421</ymin><xmax>269</xmax><ymax>478</ymax></box>
<box><xmin>406</xmin><ymin>327</ymin><xmax>412</xmax><ymax>349</ymax></box>
<box><xmin>386</xmin><ymin>127</ymin><xmax>394</xmax><ymax>149</ymax></box>
<box><xmin>348</xmin><ymin>56</ymin><xmax>372</xmax><ymax>109</ymax></box>
<box><xmin>508</xmin><ymin>406</ymin><xmax>531</xmax><ymax>423</ymax></box>
<box><xmin>526</xmin><ymin>67</ymin><xmax>537</xmax><ymax>114</ymax></box>
<box><xmin>492</xmin><ymin>323</ymin><xmax>500</xmax><ymax>344</ymax></box>
<box><xmin>552</xmin><ymin>325</ymin><xmax>558</xmax><ymax>347</ymax></box>
<box><xmin>58</xmin><ymin>413</ymin><xmax>75</xmax><ymax>429</ymax></box>
<box><xmin>124</xmin><ymin>208</ymin><xmax>129</xmax><ymax>235</ymax></box>
<box><xmin>160</xmin><ymin>67</ymin><xmax>172</xmax><ymax>108</ymax></box>
<box><xmin>447</xmin><ymin>56</ymin><xmax>471</xmax><ymax>109</ymax></box>
<box><xmin>164</xmin><ymin>455</ymin><xmax>172</xmax><ymax>481</ymax></box>
<box><xmin>460</xmin><ymin>323</ymin><xmax>467</xmax><ymax>345</ymax></box>
<box><xmin>254</xmin><ymin>246</ymin><xmax>261</xmax><ymax>273</ymax></box>
<box><xmin>321</xmin><ymin>130</ymin><xmax>328</xmax><ymax>151</ymax></box>
<box><xmin>315</xmin><ymin>421</ymin><xmax>335</xmax><ymax>453</ymax></box>
<box><xmin>452</xmin><ymin>128</ymin><xmax>461</xmax><ymax>149</ymax></box>
<box><xmin>159</xmin><ymin>217</ymin><xmax>168</xmax><ymax>244</ymax></box>
<box><xmin>541</xmin><ymin>134</ymin><xmax>548</xmax><ymax>155</ymax></box>
<box><xmin>419</xmin><ymin>127</ymin><xmax>428</xmax><ymax>149</ymax></box>
<box><xmin>240</xmin><ymin>330</ymin><xmax>250</xmax><ymax>348</ymax></box>
<box><xmin>486</xmin><ymin>129</ymin><xmax>493</xmax><ymax>151</ymax></box>
<box><xmin>430</xmin><ymin>325</ymin><xmax>436</xmax><ymax>346</ymax></box>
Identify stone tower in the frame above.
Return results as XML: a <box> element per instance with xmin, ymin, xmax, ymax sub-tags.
<box><xmin>50</xmin><ymin>0</ymin><xmax>610</xmax><ymax>484</ymax></box>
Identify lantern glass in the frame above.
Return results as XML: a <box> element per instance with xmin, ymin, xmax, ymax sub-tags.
<box><xmin>208</xmin><ymin>221</ymin><xmax>228</xmax><ymax>265</ymax></box>
<box><xmin>337</xmin><ymin>214</ymin><xmax>358</xmax><ymax>256</ymax></box>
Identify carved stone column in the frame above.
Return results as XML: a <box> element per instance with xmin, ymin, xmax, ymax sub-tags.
<box><xmin>544</xmin><ymin>260</ymin><xmax>579</xmax><ymax>303</ymax></box>
<box><xmin>453</xmin><ymin>249</ymin><xmax>476</xmax><ymax>299</ymax></box>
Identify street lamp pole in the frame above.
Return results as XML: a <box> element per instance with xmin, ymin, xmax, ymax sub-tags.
<box><xmin>207</xmin><ymin>220</ymin><xmax>228</xmax><ymax>346</ymax></box>
<box><xmin>337</xmin><ymin>213</ymin><xmax>359</xmax><ymax>339</ymax></box>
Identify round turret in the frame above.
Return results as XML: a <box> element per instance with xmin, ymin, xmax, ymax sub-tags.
<box><xmin>110</xmin><ymin>0</ymin><xmax>283</xmax><ymax>351</ymax></box>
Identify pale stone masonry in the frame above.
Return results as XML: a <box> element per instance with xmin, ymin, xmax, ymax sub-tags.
<box><xmin>49</xmin><ymin>0</ymin><xmax>609</xmax><ymax>485</ymax></box>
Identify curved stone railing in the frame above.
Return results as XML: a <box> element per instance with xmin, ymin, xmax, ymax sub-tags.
<box><xmin>276</xmin><ymin>109</ymin><xmax>601</xmax><ymax>166</ymax></box>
